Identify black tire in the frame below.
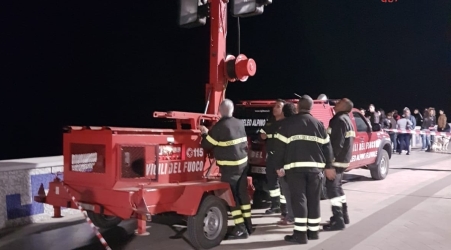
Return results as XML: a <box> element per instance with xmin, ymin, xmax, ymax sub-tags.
<box><xmin>369</xmin><ymin>150</ymin><xmax>389</xmax><ymax>180</ymax></box>
<box><xmin>187</xmin><ymin>195</ymin><xmax>228</xmax><ymax>250</ymax></box>
<box><xmin>86</xmin><ymin>211</ymin><xmax>122</xmax><ymax>229</ymax></box>
<box><xmin>320</xmin><ymin>174</ymin><xmax>328</xmax><ymax>200</ymax></box>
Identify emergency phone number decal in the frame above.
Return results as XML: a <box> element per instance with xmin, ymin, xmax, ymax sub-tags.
<box><xmin>186</xmin><ymin>147</ymin><xmax>204</xmax><ymax>158</ymax></box>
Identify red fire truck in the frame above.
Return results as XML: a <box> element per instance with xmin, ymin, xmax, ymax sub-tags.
<box><xmin>235</xmin><ymin>98</ymin><xmax>392</xmax><ymax>206</ymax></box>
<box><xmin>34</xmin><ymin>1</ymin><xmax>274</xmax><ymax>249</ymax></box>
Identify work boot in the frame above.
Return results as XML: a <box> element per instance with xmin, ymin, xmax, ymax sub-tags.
<box><xmin>276</xmin><ymin>218</ymin><xmax>294</xmax><ymax>227</ymax></box>
<box><xmin>280</xmin><ymin>203</ymin><xmax>287</xmax><ymax>218</ymax></box>
<box><xmin>342</xmin><ymin>202</ymin><xmax>350</xmax><ymax>225</ymax></box>
<box><xmin>244</xmin><ymin>218</ymin><xmax>255</xmax><ymax>235</ymax></box>
<box><xmin>307</xmin><ymin>230</ymin><xmax>319</xmax><ymax>240</ymax></box>
<box><xmin>225</xmin><ymin>223</ymin><xmax>249</xmax><ymax>240</ymax></box>
<box><xmin>284</xmin><ymin>231</ymin><xmax>307</xmax><ymax>244</ymax></box>
<box><xmin>323</xmin><ymin>206</ymin><xmax>345</xmax><ymax>231</ymax></box>
<box><xmin>265</xmin><ymin>197</ymin><xmax>281</xmax><ymax>214</ymax></box>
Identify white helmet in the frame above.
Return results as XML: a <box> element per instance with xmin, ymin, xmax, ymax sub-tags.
<box><xmin>317</xmin><ymin>94</ymin><xmax>328</xmax><ymax>101</ymax></box>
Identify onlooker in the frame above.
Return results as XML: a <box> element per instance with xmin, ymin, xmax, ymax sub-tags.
<box><xmin>366</xmin><ymin>104</ymin><xmax>380</xmax><ymax>130</ymax></box>
<box><xmin>413</xmin><ymin>109</ymin><xmax>423</xmax><ymax>128</ymax></box>
<box><xmin>437</xmin><ymin>109</ymin><xmax>449</xmax><ymax>132</ymax></box>
<box><xmin>421</xmin><ymin>110</ymin><xmax>433</xmax><ymax>151</ymax></box>
<box><xmin>428</xmin><ymin>108</ymin><xmax>437</xmax><ymax>152</ymax></box>
<box><xmin>396</xmin><ymin>110</ymin><xmax>413</xmax><ymax>155</ymax></box>
<box><xmin>386</xmin><ymin>112</ymin><xmax>397</xmax><ymax>152</ymax></box>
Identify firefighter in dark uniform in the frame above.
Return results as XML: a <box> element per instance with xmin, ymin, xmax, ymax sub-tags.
<box><xmin>259</xmin><ymin>99</ymin><xmax>286</xmax><ymax>215</ymax></box>
<box><xmin>323</xmin><ymin>98</ymin><xmax>355</xmax><ymax>231</ymax></box>
<box><xmin>200</xmin><ymin>99</ymin><xmax>253</xmax><ymax>239</ymax></box>
<box><xmin>273</xmin><ymin>95</ymin><xmax>334</xmax><ymax>244</ymax></box>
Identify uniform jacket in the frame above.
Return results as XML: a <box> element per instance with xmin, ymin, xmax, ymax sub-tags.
<box><xmin>259</xmin><ymin>118</ymin><xmax>283</xmax><ymax>152</ymax></box>
<box><xmin>201</xmin><ymin>117</ymin><xmax>248</xmax><ymax>167</ymax></box>
<box><xmin>272</xmin><ymin>112</ymin><xmax>334</xmax><ymax>173</ymax></box>
<box><xmin>327</xmin><ymin>112</ymin><xmax>355</xmax><ymax>169</ymax></box>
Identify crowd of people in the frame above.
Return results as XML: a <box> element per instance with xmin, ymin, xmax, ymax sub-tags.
<box><xmin>359</xmin><ymin>105</ymin><xmax>449</xmax><ymax>154</ymax></box>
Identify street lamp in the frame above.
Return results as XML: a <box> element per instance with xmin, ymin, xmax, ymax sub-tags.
<box><xmin>231</xmin><ymin>0</ymin><xmax>272</xmax><ymax>17</ymax></box>
<box><xmin>178</xmin><ymin>0</ymin><xmax>209</xmax><ymax>28</ymax></box>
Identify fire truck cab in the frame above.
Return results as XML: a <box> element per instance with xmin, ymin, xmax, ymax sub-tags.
<box><xmin>235</xmin><ymin>95</ymin><xmax>392</xmax><ymax>206</ymax></box>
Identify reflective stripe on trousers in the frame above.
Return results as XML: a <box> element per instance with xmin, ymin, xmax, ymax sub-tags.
<box><xmin>231</xmin><ymin>209</ymin><xmax>244</xmax><ymax>225</ymax></box>
<box><xmin>241</xmin><ymin>204</ymin><xmax>251</xmax><ymax>218</ymax></box>
<box><xmin>269</xmin><ymin>188</ymin><xmax>281</xmax><ymax>197</ymax></box>
<box><xmin>280</xmin><ymin>194</ymin><xmax>286</xmax><ymax>204</ymax></box>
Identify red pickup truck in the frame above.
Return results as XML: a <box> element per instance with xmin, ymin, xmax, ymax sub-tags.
<box><xmin>235</xmin><ymin>98</ymin><xmax>392</xmax><ymax>206</ymax></box>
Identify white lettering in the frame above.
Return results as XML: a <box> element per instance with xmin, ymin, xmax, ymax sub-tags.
<box><xmin>146</xmin><ymin>161</ymin><xmax>204</xmax><ymax>176</ymax></box>
<box><xmin>241</xmin><ymin>119</ymin><xmax>266</xmax><ymax>127</ymax></box>
<box><xmin>350</xmin><ymin>151</ymin><xmax>378</xmax><ymax>162</ymax></box>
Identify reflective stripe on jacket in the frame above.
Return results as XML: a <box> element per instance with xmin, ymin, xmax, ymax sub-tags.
<box><xmin>328</xmin><ymin>112</ymin><xmax>355</xmax><ymax>168</ymax></box>
<box><xmin>272</xmin><ymin>112</ymin><xmax>334</xmax><ymax>172</ymax></box>
<box><xmin>201</xmin><ymin>117</ymin><xmax>248</xmax><ymax>167</ymax></box>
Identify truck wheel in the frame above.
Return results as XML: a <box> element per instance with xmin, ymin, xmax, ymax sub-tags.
<box><xmin>86</xmin><ymin>211</ymin><xmax>122</xmax><ymax>229</ymax></box>
<box><xmin>187</xmin><ymin>195</ymin><xmax>228</xmax><ymax>250</ymax></box>
<box><xmin>320</xmin><ymin>175</ymin><xmax>328</xmax><ymax>200</ymax></box>
<box><xmin>370</xmin><ymin>150</ymin><xmax>389</xmax><ymax>180</ymax></box>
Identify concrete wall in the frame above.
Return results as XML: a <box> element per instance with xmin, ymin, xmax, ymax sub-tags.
<box><xmin>0</xmin><ymin>156</ymin><xmax>77</xmax><ymax>230</ymax></box>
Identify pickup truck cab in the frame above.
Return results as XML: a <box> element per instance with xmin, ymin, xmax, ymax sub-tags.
<box><xmin>235</xmin><ymin>97</ymin><xmax>392</xmax><ymax>205</ymax></box>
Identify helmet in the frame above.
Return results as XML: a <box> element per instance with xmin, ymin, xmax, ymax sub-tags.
<box><xmin>317</xmin><ymin>94</ymin><xmax>328</xmax><ymax>101</ymax></box>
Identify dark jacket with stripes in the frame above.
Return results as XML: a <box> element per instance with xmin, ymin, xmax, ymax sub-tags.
<box><xmin>259</xmin><ymin>118</ymin><xmax>283</xmax><ymax>152</ymax></box>
<box><xmin>201</xmin><ymin>117</ymin><xmax>248</xmax><ymax>167</ymax></box>
<box><xmin>328</xmin><ymin>111</ymin><xmax>355</xmax><ymax>169</ymax></box>
<box><xmin>273</xmin><ymin>112</ymin><xmax>334</xmax><ymax>172</ymax></box>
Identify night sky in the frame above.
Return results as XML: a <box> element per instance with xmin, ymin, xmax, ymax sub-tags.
<box><xmin>2</xmin><ymin>0</ymin><xmax>450</xmax><ymax>160</ymax></box>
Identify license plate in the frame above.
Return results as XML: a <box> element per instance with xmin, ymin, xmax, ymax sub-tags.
<box><xmin>78</xmin><ymin>202</ymin><xmax>95</xmax><ymax>211</ymax></box>
<box><xmin>251</xmin><ymin>166</ymin><xmax>266</xmax><ymax>174</ymax></box>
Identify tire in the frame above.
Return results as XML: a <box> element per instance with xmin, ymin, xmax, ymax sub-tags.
<box><xmin>187</xmin><ymin>195</ymin><xmax>228</xmax><ymax>250</ymax></box>
<box><xmin>320</xmin><ymin>174</ymin><xmax>328</xmax><ymax>200</ymax></box>
<box><xmin>86</xmin><ymin>211</ymin><xmax>122</xmax><ymax>229</ymax></box>
<box><xmin>369</xmin><ymin>150</ymin><xmax>389</xmax><ymax>180</ymax></box>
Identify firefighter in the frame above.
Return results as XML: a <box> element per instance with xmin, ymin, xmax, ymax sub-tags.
<box><xmin>277</xmin><ymin>102</ymin><xmax>297</xmax><ymax>226</ymax></box>
<box><xmin>200</xmin><ymin>99</ymin><xmax>253</xmax><ymax>239</ymax></box>
<box><xmin>323</xmin><ymin>98</ymin><xmax>355</xmax><ymax>231</ymax></box>
<box><xmin>273</xmin><ymin>95</ymin><xmax>334</xmax><ymax>244</ymax></box>
<box><xmin>259</xmin><ymin>99</ymin><xmax>286</xmax><ymax>214</ymax></box>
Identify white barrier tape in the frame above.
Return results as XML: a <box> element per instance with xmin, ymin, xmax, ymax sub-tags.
<box><xmin>62</xmin><ymin>182</ymin><xmax>112</xmax><ymax>250</ymax></box>
<box><xmin>384</xmin><ymin>129</ymin><xmax>451</xmax><ymax>136</ymax></box>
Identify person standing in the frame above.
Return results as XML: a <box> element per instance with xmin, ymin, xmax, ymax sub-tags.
<box><xmin>200</xmin><ymin>99</ymin><xmax>253</xmax><ymax>239</ymax></box>
<box><xmin>273</xmin><ymin>95</ymin><xmax>334</xmax><ymax>244</ymax></box>
<box><xmin>277</xmin><ymin>102</ymin><xmax>297</xmax><ymax>226</ymax></box>
<box><xmin>259</xmin><ymin>99</ymin><xmax>285</xmax><ymax>215</ymax></box>
<box><xmin>322</xmin><ymin>98</ymin><xmax>355</xmax><ymax>231</ymax></box>
<box><xmin>386</xmin><ymin>112</ymin><xmax>397</xmax><ymax>152</ymax></box>
<box><xmin>396</xmin><ymin>110</ymin><xmax>413</xmax><ymax>155</ymax></box>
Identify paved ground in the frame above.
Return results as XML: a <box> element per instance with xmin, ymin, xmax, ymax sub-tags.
<box><xmin>1</xmin><ymin>149</ymin><xmax>450</xmax><ymax>250</ymax></box>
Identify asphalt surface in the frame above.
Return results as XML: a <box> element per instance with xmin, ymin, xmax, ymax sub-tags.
<box><xmin>1</xmin><ymin>148</ymin><xmax>450</xmax><ymax>250</ymax></box>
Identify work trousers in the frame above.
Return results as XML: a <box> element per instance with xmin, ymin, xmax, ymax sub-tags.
<box><xmin>220</xmin><ymin>164</ymin><xmax>251</xmax><ymax>225</ymax></box>
<box><xmin>266</xmin><ymin>154</ymin><xmax>280</xmax><ymax>199</ymax></box>
<box><xmin>279</xmin><ymin>176</ymin><xmax>294</xmax><ymax>221</ymax></box>
<box><xmin>398</xmin><ymin>134</ymin><xmax>410</xmax><ymax>153</ymax></box>
<box><xmin>325</xmin><ymin>169</ymin><xmax>345</xmax><ymax>206</ymax></box>
<box><xmin>286</xmin><ymin>170</ymin><xmax>322</xmax><ymax>234</ymax></box>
